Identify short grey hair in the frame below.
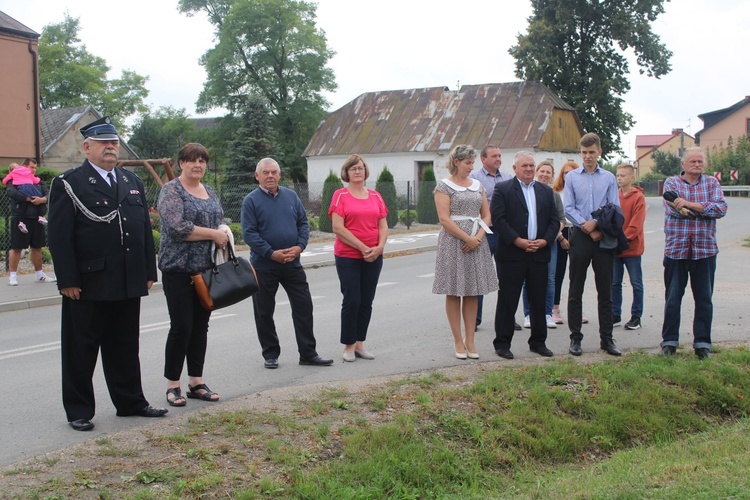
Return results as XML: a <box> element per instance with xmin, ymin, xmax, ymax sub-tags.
<box><xmin>514</xmin><ymin>151</ymin><xmax>535</xmax><ymax>164</ymax></box>
<box><xmin>255</xmin><ymin>158</ymin><xmax>280</xmax><ymax>173</ymax></box>
<box><xmin>681</xmin><ymin>146</ymin><xmax>705</xmax><ymax>163</ymax></box>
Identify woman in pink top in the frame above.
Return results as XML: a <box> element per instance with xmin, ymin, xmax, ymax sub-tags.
<box><xmin>328</xmin><ymin>154</ymin><xmax>388</xmax><ymax>362</ymax></box>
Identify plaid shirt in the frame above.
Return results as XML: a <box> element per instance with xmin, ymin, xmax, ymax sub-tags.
<box><xmin>663</xmin><ymin>173</ymin><xmax>727</xmax><ymax>260</ymax></box>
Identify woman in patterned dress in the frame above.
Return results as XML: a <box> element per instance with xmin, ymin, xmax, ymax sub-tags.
<box><xmin>432</xmin><ymin>145</ymin><xmax>498</xmax><ymax>359</ymax></box>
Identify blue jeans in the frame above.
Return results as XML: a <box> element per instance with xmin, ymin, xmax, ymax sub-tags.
<box><xmin>612</xmin><ymin>256</ymin><xmax>643</xmax><ymax>317</ymax></box>
<box><xmin>660</xmin><ymin>256</ymin><xmax>716</xmax><ymax>350</ymax></box>
<box><xmin>476</xmin><ymin>231</ymin><xmax>497</xmax><ymax>323</ymax></box>
<box><xmin>335</xmin><ymin>255</ymin><xmax>383</xmax><ymax>345</ymax></box>
<box><xmin>522</xmin><ymin>241</ymin><xmax>556</xmax><ymax>316</ymax></box>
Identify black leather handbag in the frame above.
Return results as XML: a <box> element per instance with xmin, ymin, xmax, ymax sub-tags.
<box><xmin>192</xmin><ymin>241</ymin><xmax>259</xmax><ymax>311</ymax></box>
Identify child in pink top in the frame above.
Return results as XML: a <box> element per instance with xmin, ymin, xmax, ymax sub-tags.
<box><xmin>3</xmin><ymin>164</ymin><xmax>48</xmax><ymax>232</ymax></box>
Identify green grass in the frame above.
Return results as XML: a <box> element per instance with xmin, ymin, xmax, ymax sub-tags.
<box><xmin>3</xmin><ymin>347</ymin><xmax>750</xmax><ymax>498</ymax></box>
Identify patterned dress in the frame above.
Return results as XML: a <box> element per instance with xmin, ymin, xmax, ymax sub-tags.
<box><xmin>432</xmin><ymin>179</ymin><xmax>499</xmax><ymax>296</ymax></box>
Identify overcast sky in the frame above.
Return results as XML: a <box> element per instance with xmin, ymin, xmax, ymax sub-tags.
<box><xmin>3</xmin><ymin>0</ymin><xmax>749</xmax><ymax>160</ymax></box>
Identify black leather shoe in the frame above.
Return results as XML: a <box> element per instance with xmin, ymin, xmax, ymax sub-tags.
<box><xmin>299</xmin><ymin>355</ymin><xmax>333</xmax><ymax>366</ymax></box>
<box><xmin>530</xmin><ymin>345</ymin><xmax>554</xmax><ymax>357</ymax></box>
<box><xmin>660</xmin><ymin>345</ymin><xmax>677</xmax><ymax>356</ymax></box>
<box><xmin>495</xmin><ymin>347</ymin><xmax>514</xmax><ymax>359</ymax></box>
<box><xmin>695</xmin><ymin>348</ymin><xmax>712</xmax><ymax>360</ymax></box>
<box><xmin>601</xmin><ymin>339</ymin><xmax>622</xmax><ymax>356</ymax></box>
<box><xmin>133</xmin><ymin>405</ymin><xmax>168</xmax><ymax>418</ymax></box>
<box><xmin>69</xmin><ymin>419</ymin><xmax>94</xmax><ymax>431</ymax></box>
<box><xmin>264</xmin><ymin>358</ymin><xmax>279</xmax><ymax>369</ymax></box>
<box><xmin>569</xmin><ymin>339</ymin><xmax>582</xmax><ymax>356</ymax></box>
<box><xmin>514</xmin><ymin>321</ymin><xmax>522</xmax><ymax>331</ymax></box>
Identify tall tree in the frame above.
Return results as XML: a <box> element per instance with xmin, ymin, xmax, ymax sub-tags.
<box><xmin>221</xmin><ymin>97</ymin><xmax>278</xmax><ymax>222</ymax></box>
<box><xmin>129</xmin><ymin>106</ymin><xmax>196</xmax><ymax>160</ymax></box>
<box><xmin>178</xmin><ymin>0</ymin><xmax>336</xmax><ymax>181</ymax></box>
<box><xmin>38</xmin><ymin>14</ymin><xmax>149</xmax><ymax>131</ymax></box>
<box><xmin>651</xmin><ymin>150</ymin><xmax>682</xmax><ymax>177</ymax></box>
<box><xmin>510</xmin><ymin>0</ymin><xmax>672</xmax><ymax>156</ymax></box>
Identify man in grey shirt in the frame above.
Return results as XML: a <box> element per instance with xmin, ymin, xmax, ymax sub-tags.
<box><xmin>470</xmin><ymin>145</ymin><xmax>519</xmax><ymax>330</ymax></box>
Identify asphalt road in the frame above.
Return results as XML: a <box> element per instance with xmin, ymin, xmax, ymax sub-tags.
<box><xmin>1</xmin><ymin>197</ymin><xmax>749</xmax><ymax>467</ymax></box>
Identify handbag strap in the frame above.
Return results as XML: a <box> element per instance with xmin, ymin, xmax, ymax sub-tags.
<box><xmin>210</xmin><ymin>239</ymin><xmax>238</xmax><ymax>267</ymax></box>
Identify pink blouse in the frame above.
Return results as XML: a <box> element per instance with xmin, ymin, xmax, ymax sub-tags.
<box><xmin>328</xmin><ymin>188</ymin><xmax>388</xmax><ymax>259</ymax></box>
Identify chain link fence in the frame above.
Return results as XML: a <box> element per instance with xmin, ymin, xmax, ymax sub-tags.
<box><xmin>1</xmin><ymin>179</ymin><xmax>435</xmax><ymax>269</ymax></box>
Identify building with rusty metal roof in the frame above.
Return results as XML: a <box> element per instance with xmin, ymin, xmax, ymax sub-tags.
<box><xmin>304</xmin><ymin>81</ymin><xmax>585</xmax><ymax>194</ymax></box>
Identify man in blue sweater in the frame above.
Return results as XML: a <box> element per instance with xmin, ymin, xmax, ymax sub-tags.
<box><xmin>241</xmin><ymin>158</ymin><xmax>333</xmax><ymax>369</ymax></box>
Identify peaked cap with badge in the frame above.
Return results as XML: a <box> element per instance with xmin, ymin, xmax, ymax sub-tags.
<box><xmin>79</xmin><ymin>116</ymin><xmax>120</xmax><ymax>141</ymax></box>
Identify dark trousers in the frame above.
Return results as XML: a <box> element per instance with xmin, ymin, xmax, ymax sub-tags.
<box><xmin>661</xmin><ymin>256</ymin><xmax>716</xmax><ymax>349</ymax></box>
<box><xmin>162</xmin><ymin>271</ymin><xmax>212</xmax><ymax>381</ymax></box>
<box><xmin>476</xmin><ymin>230</ymin><xmax>497</xmax><ymax>322</ymax></box>
<box><xmin>554</xmin><ymin>227</ymin><xmax>570</xmax><ymax>305</ymax></box>
<box><xmin>252</xmin><ymin>266</ymin><xmax>318</xmax><ymax>360</ymax></box>
<box><xmin>335</xmin><ymin>255</ymin><xmax>383</xmax><ymax>345</ymax></box>
<box><xmin>567</xmin><ymin>227</ymin><xmax>614</xmax><ymax>341</ymax></box>
<box><xmin>494</xmin><ymin>258</ymin><xmax>548</xmax><ymax>350</ymax></box>
<box><xmin>61</xmin><ymin>297</ymin><xmax>148</xmax><ymax>421</ymax></box>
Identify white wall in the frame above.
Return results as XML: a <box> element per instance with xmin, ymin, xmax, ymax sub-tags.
<box><xmin>306</xmin><ymin>149</ymin><xmax>583</xmax><ymax>199</ymax></box>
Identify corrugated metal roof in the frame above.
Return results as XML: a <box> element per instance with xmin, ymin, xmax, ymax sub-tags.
<box><xmin>304</xmin><ymin>81</ymin><xmax>577</xmax><ymax>157</ymax></box>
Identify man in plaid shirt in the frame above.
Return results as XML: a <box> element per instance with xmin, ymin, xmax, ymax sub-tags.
<box><xmin>660</xmin><ymin>147</ymin><xmax>727</xmax><ymax>359</ymax></box>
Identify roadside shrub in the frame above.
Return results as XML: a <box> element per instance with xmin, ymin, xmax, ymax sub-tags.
<box><xmin>375</xmin><ymin>167</ymin><xmax>399</xmax><ymax>228</ymax></box>
<box><xmin>41</xmin><ymin>247</ymin><xmax>52</xmax><ymax>263</ymax></box>
<box><xmin>399</xmin><ymin>209</ymin><xmax>418</xmax><ymax>225</ymax></box>
<box><xmin>308</xmin><ymin>216</ymin><xmax>319</xmax><ymax>232</ymax></box>
<box><xmin>152</xmin><ymin>229</ymin><xmax>161</xmax><ymax>252</ymax></box>
<box><xmin>319</xmin><ymin>171</ymin><xmax>343</xmax><ymax>233</ymax></box>
<box><xmin>417</xmin><ymin>168</ymin><xmax>438</xmax><ymax>224</ymax></box>
<box><xmin>227</xmin><ymin>222</ymin><xmax>243</xmax><ymax>246</ymax></box>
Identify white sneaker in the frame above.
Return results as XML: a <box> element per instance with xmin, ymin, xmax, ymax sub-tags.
<box><xmin>35</xmin><ymin>272</ymin><xmax>56</xmax><ymax>283</ymax></box>
<box><xmin>523</xmin><ymin>316</ymin><xmax>531</xmax><ymax>328</ymax></box>
<box><xmin>8</xmin><ymin>276</ymin><xmax>18</xmax><ymax>286</ymax></box>
<box><xmin>546</xmin><ymin>315</ymin><xmax>557</xmax><ymax>328</ymax></box>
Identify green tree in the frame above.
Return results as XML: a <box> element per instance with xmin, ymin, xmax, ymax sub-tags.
<box><xmin>319</xmin><ymin>171</ymin><xmax>343</xmax><ymax>233</ymax></box>
<box><xmin>509</xmin><ymin>0</ymin><xmax>672</xmax><ymax>156</ymax></box>
<box><xmin>221</xmin><ymin>97</ymin><xmax>278</xmax><ymax>222</ymax></box>
<box><xmin>417</xmin><ymin>168</ymin><xmax>438</xmax><ymax>224</ymax></box>
<box><xmin>129</xmin><ymin>106</ymin><xmax>195</xmax><ymax>159</ymax></box>
<box><xmin>708</xmin><ymin>135</ymin><xmax>750</xmax><ymax>184</ymax></box>
<box><xmin>178</xmin><ymin>0</ymin><xmax>336</xmax><ymax>182</ymax></box>
<box><xmin>375</xmin><ymin>167</ymin><xmax>398</xmax><ymax>228</ymax></box>
<box><xmin>38</xmin><ymin>14</ymin><xmax>149</xmax><ymax>131</ymax></box>
<box><xmin>651</xmin><ymin>150</ymin><xmax>682</xmax><ymax>177</ymax></box>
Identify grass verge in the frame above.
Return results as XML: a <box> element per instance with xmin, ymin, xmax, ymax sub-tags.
<box><xmin>2</xmin><ymin>347</ymin><xmax>749</xmax><ymax>498</ymax></box>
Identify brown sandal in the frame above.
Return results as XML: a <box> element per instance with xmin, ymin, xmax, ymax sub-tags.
<box><xmin>166</xmin><ymin>387</ymin><xmax>187</xmax><ymax>407</ymax></box>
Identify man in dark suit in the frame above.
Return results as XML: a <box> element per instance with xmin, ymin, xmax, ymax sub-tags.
<box><xmin>491</xmin><ymin>151</ymin><xmax>560</xmax><ymax>359</ymax></box>
<box><xmin>48</xmin><ymin>117</ymin><xmax>167</xmax><ymax>431</ymax></box>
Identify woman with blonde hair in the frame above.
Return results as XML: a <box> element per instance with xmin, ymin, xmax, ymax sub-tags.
<box><xmin>432</xmin><ymin>145</ymin><xmax>498</xmax><ymax>359</ymax></box>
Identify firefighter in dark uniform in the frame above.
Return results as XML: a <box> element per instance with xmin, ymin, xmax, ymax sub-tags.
<box><xmin>48</xmin><ymin>117</ymin><xmax>167</xmax><ymax>431</ymax></box>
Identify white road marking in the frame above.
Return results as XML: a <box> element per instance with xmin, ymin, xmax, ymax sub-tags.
<box><xmin>0</xmin><ymin>314</ymin><xmax>237</xmax><ymax>360</ymax></box>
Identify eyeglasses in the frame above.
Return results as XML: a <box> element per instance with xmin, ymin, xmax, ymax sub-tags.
<box><xmin>348</xmin><ymin>167</ymin><xmax>365</xmax><ymax>172</ymax></box>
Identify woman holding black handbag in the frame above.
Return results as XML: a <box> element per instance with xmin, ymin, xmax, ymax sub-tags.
<box><xmin>158</xmin><ymin>143</ymin><xmax>228</xmax><ymax>407</ymax></box>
